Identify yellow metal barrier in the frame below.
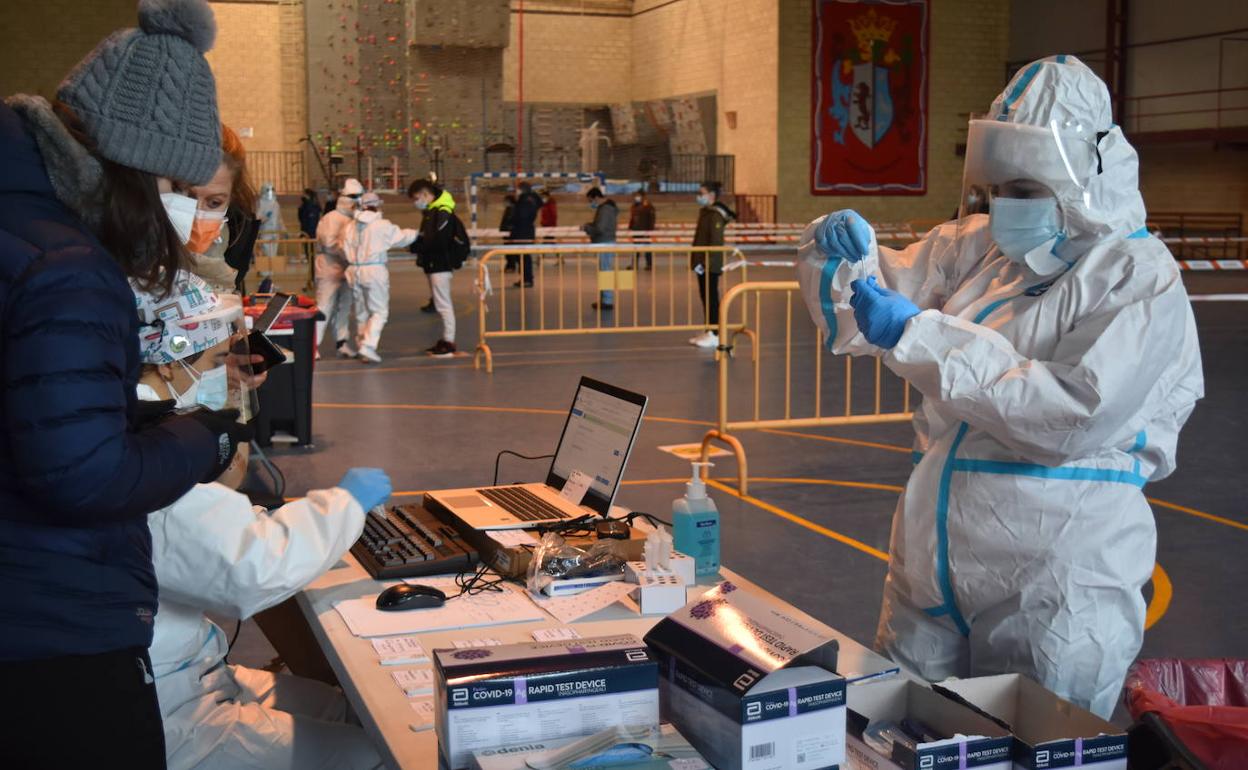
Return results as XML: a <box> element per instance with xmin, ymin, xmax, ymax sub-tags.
<box><xmin>255</xmin><ymin>236</ymin><xmax>317</xmax><ymax>292</ymax></box>
<box><xmin>700</xmin><ymin>280</ymin><xmax>915</xmax><ymax>494</ymax></box>
<box><xmin>473</xmin><ymin>244</ymin><xmax>750</xmax><ymax>372</ymax></box>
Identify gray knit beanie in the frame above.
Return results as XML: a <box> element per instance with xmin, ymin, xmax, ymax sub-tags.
<box><xmin>57</xmin><ymin>0</ymin><xmax>222</xmax><ymax>185</ymax></box>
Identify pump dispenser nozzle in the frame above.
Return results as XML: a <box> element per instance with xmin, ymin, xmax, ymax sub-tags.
<box><xmin>687</xmin><ymin>461</ymin><xmax>713</xmax><ymax>499</ymax></box>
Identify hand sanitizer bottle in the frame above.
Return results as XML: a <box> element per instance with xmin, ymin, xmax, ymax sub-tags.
<box><xmin>672</xmin><ymin>461</ymin><xmax>720</xmax><ymax>578</ymax></box>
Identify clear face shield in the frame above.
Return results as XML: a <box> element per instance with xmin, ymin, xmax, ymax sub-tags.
<box><xmin>155</xmin><ymin>302</ymin><xmax>260</xmax><ymax>422</ymax></box>
<box><xmin>958</xmin><ymin>115</ymin><xmax>1100</xmax><ymax>267</ymax></box>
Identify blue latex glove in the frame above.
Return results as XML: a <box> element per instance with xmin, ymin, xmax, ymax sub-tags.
<box><xmin>338</xmin><ymin>467</ymin><xmax>393</xmax><ymax>511</ymax></box>
<box><xmin>849</xmin><ymin>276</ymin><xmax>920</xmax><ymax>349</ymax></box>
<box><xmin>815</xmin><ymin>210</ymin><xmax>873</xmax><ymax>263</ymax></box>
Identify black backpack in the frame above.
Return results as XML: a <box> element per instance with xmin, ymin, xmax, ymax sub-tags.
<box><xmin>446</xmin><ymin>212</ymin><xmax>471</xmax><ymax>269</ymax></box>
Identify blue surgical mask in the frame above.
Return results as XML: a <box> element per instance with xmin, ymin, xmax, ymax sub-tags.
<box><xmin>696</xmin><ymin>194</ymin><xmax>711</xmax><ymax>206</ymax></box>
<box><xmin>589</xmin><ymin>201</ymin><xmax>599</xmax><ymax>210</ymax></box>
<box><xmin>414</xmin><ymin>199</ymin><xmax>429</xmax><ymax>210</ymax></box>
<box><xmin>989</xmin><ymin>197</ymin><xmax>1061</xmax><ymax>263</ymax></box>
<box><xmin>175</xmin><ymin>361</ymin><xmax>230</xmax><ymax>411</ymax></box>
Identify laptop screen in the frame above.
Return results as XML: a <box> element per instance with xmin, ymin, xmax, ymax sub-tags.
<box><xmin>547</xmin><ymin>378</ymin><xmax>647</xmax><ymax>516</ymax></box>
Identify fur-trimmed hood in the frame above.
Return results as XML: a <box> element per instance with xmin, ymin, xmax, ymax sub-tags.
<box><xmin>5</xmin><ymin>94</ymin><xmax>105</xmax><ymax>230</ymax></box>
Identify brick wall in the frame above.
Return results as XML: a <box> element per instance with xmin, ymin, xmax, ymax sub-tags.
<box><xmin>630</xmin><ymin>0</ymin><xmax>778</xmax><ymax>195</ymax></box>
<box><xmin>777</xmin><ymin>0</ymin><xmax>1009</xmax><ymax>225</ymax></box>
<box><xmin>503</xmin><ymin>11</ymin><xmax>631</xmax><ymax>104</ymax></box>
<box><xmin>0</xmin><ymin>0</ymin><xmax>135</xmax><ymax>99</ymax></box>
<box><xmin>205</xmin><ymin>2</ymin><xmax>287</xmax><ymax>151</ymax></box>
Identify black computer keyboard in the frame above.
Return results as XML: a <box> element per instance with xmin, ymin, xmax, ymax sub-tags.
<box><xmin>351</xmin><ymin>504</ymin><xmax>478</xmax><ymax>580</ymax></box>
<box><xmin>477</xmin><ymin>486</ymin><xmax>572</xmax><ymax>522</ymax></box>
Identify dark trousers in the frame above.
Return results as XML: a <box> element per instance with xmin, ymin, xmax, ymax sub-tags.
<box><xmin>0</xmin><ymin>647</ymin><xmax>167</xmax><ymax>769</ymax></box>
<box><xmin>522</xmin><ymin>254</ymin><xmax>535</xmax><ymax>284</ymax></box>
<box><xmin>696</xmin><ymin>270</ymin><xmax>721</xmax><ymax>327</ymax></box>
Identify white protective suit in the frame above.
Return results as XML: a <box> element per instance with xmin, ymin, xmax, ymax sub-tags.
<box><xmin>343</xmin><ymin>208</ymin><xmax>417</xmax><ymax>354</ymax></box>
<box><xmin>145</xmin><ymin>477</ymin><xmax>380</xmax><ymax>769</ymax></box>
<box><xmin>256</xmin><ymin>183</ymin><xmax>285</xmax><ymax>259</ymax></box>
<box><xmin>797</xmin><ymin>56</ymin><xmax>1203</xmax><ymax>718</ymax></box>
<box><xmin>315</xmin><ymin>200</ymin><xmax>356</xmax><ymax>347</ymax></box>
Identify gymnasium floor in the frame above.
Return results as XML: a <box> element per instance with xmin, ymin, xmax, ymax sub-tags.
<box><xmin>234</xmin><ymin>257</ymin><xmax>1248</xmax><ymax>688</ymax></box>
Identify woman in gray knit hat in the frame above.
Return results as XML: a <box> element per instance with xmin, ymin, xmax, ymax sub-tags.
<box><xmin>0</xmin><ymin>2</ymin><xmax>250</xmax><ymax>766</ymax></box>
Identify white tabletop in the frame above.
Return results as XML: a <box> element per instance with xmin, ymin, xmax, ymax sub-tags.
<box><xmin>297</xmin><ymin>553</ymin><xmax>896</xmax><ymax>769</ymax></box>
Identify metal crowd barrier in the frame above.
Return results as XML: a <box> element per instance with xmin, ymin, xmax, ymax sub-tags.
<box><xmin>700</xmin><ymin>281</ymin><xmax>915</xmax><ymax>495</ymax></box>
<box><xmin>473</xmin><ymin>244</ymin><xmax>749</xmax><ymax>373</ymax></box>
<box><xmin>253</xmin><ymin>235</ymin><xmax>317</xmax><ymax>292</ymax></box>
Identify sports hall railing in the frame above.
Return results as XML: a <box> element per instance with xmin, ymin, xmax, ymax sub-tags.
<box><xmin>699</xmin><ymin>281</ymin><xmax>915</xmax><ymax>495</ymax></box>
<box><xmin>472</xmin><ymin>245</ymin><xmax>750</xmax><ymax>373</ymax></box>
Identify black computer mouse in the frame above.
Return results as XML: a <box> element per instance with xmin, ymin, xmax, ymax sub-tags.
<box><xmin>375</xmin><ymin>583</ymin><xmax>447</xmax><ymax>611</ymax></box>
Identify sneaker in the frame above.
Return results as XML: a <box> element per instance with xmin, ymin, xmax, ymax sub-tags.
<box><xmin>513</xmin><ymin>280</ymin><xmax>534</xmax><ymax>288</ymax></box>
<box><xmin>338</xmin><ymin>343</ymin><xmax>358</xmax><ymax>358</ymax></box>
<box><xmin>359</xmin><ymin>346</ymin><xmax>382</xmax><ymax>363</ymax></box>
<box><xmin>420</xmin><ymin>299</ymin><xmax>436</xmax><ymax>314</ymax></box>
<box><xmin>693</xmin><ymin>332</ymin><xmax>719</xmax><ymax>350</ymax></box>
<box><xmin>426</xmin><ymin>340</ymin><xmax>457</xmax><ymax>358</ymax></box>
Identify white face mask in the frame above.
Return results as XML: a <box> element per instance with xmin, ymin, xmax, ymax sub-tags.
<box><xmin>172</xmin><ymin>360</ymin><xmax>230</xmax><ymax>411</ymax></box>
<box><xmin>160</xmin><ymin>192</ymin><xmax>198</xmax><ymax>245</ymax></box>
<box><xmin>989</xmin><ymin>197</ymin><xmax>1061</xmax><ymax>263</ymax></box>
<box><xmin>696</xmin><ymin>194</ymin><xmax>711</xmax><ymax>207</ymax></box>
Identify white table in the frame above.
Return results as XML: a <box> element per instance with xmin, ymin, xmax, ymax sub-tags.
<box><xmin>297</xmin><ymin>554</ymin><xmax>895</xmax><ymax>769</ymax></box>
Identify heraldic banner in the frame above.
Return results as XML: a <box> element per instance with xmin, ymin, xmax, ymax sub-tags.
<box><xmin>811</xmin><ymin>0</ymin><xmax>929</xmax><ymax>195</ymax></box>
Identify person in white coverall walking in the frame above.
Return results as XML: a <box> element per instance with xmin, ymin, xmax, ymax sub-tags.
<box><xmin>796</xmin><ymin>55</ymin><xmax>1203</xmax><ymax>718</ymax></box>
<box><xmin>315</xmin><ymin>178</ymin><xmax>363</xmax><ymax>356</ymax></box>
<box><xmin>344</xmin><ymin>191</ymin><xmax>418</xmax><ymax>363</ymax></box>
<box><xmin>133</xmin><ymin>271</ymin><xmax>391</xmax><ymax>769</ymax></box>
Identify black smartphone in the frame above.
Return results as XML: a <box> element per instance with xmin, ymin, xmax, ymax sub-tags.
<box><xmin>243</xmin><ymin>293</ymin><xmax>292</xmax><ymax>375</ymax></box>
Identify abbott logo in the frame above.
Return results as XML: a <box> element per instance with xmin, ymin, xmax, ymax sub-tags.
<box><xmin>1036</xmin><ymin>750</ymin><xmax>1050</xmax><ymax>767</ymax></box>
<box><xmin>451</xmin><ymin>688</ymin><xmax>469</xmax><ymax>706</ymax></box>
<box><xmin>919</xmin><ymin>756</ymin><xmax>934</xmax><ymax>769</ymax></box>
<box><xmin>746</xmin><ymin>702</ymin><xmax>762</xmax><ymax>719</ymax></box>
<box><xmin>626</xmin><ymin>650</ymin><xmax>648</xmax><ymax>662</ymax></box>
<box><xmin>733</xmin><ymin>671</ymin><xmax>759</xmax><ymax>691</ymax></box>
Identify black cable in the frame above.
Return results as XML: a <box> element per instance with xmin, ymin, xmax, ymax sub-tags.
<box><xmin>493</xmin><ymin>450</ymin><xmax>555</xmax><ymax>486</ymax></box>
<box><xmin>224</xmin><ymin>619</ymin><xmax>243</xmax><ymax>663</ymax></box>
<box><xmin>448</xmin><ymin>560</ymin><xmax>513</xmax><ymax>599</ymax></box>
<box><xmin>617</xmin><ymin>510</ymin><xmax>672</xmax><ymax>528</ymax></box>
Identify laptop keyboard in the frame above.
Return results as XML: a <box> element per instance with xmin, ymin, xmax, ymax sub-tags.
<box><xmin>477</xmin><ymin>486</ymin><xmax>572</xmax><ymax>522</ymax></box>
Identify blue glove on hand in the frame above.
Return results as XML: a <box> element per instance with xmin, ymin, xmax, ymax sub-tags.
<box><xmin>338</xmin><ymin>467</ymin><xmax>393</xmax><ymax>511</ymax></box>
<box><xmin>849</xmin><ymin>276</ymin><xmax>920</xmax><ymax>349</ymax></box>
<box><xmin>816</xmin><ymin>210</ymin><xmax>873</xmax><ymax>263</ymax></box>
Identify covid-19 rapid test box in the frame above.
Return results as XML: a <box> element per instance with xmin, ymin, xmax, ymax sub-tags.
<box><xmin>845</xmin><ymin>677</ymin><xmax>1013</xmax><ymax>770</ymax></box>
<box><xmin>433</xmin><ymin>634</ymin><xmax>660</xmax><ymax>770</ymax></box>
<box><xmin>643</xmin><ymin>580</ymin><xmax>847</xmax><ymax>770</ymax></box>
<box><xmin>935</xmin><ymin>674</ymin><xmax>1128</xmax><ymax>770</ymax></box>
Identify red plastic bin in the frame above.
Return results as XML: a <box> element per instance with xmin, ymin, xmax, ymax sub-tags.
<box><xmin>1125</xmin><ymin>659</ymin><xmax>1248</xmax><ymax>769</ymax></box>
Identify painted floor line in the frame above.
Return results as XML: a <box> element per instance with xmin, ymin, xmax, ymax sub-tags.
<box><xmin>309</xmin><ymin>402</ymin><xmax>1238</xmax><ymax>533</ymax></box>
<box><xmin>1145</xmin><ymin>564</ymin><xmax>1172</xmax><ymax>630</ymax></box>
<box><xmin>314</xmin><ymin>349</ymin><xmax>717</xmax><ymax>377</ymax></box>
<box><xmin>705</xmin><ymin>478</ymin><xmax>891</xmax><ymax>562</ymax></box>
<box><xmin>312</xmin><ymin>401</ymin><xmax>713</xmax><ymax>428</ymax></box>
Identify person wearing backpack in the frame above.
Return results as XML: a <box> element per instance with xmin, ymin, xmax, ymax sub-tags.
<box><xmin>408</xmin><ymin>179</ymin><xmax>470</xmax><ymax>357</ymax></box>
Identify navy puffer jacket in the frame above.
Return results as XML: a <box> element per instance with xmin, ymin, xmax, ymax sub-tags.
<box><xmin>0</xmin><ymin>99</ymin><xmax>219</xmax><ymax>661</ymax></box>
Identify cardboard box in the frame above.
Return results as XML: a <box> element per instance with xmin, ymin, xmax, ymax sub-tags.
<box><xmin>434</xmin><ymin>634</ymin><xmax>660</xmax><ymax>770</ymax></box>
<box><xmin>644</xmin><ymin>580</ymin><xmax>846</xmax><ymax>770</ymax></box>
<box><xmin>845</xmin><ymin>678</ymin><xmax>1013</xmax><ymax>770</ymax></box>
<box><xmin>935</xmin><ymin>675</ymin><xmax>1128</xmax><ymax>770</ymax></box>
